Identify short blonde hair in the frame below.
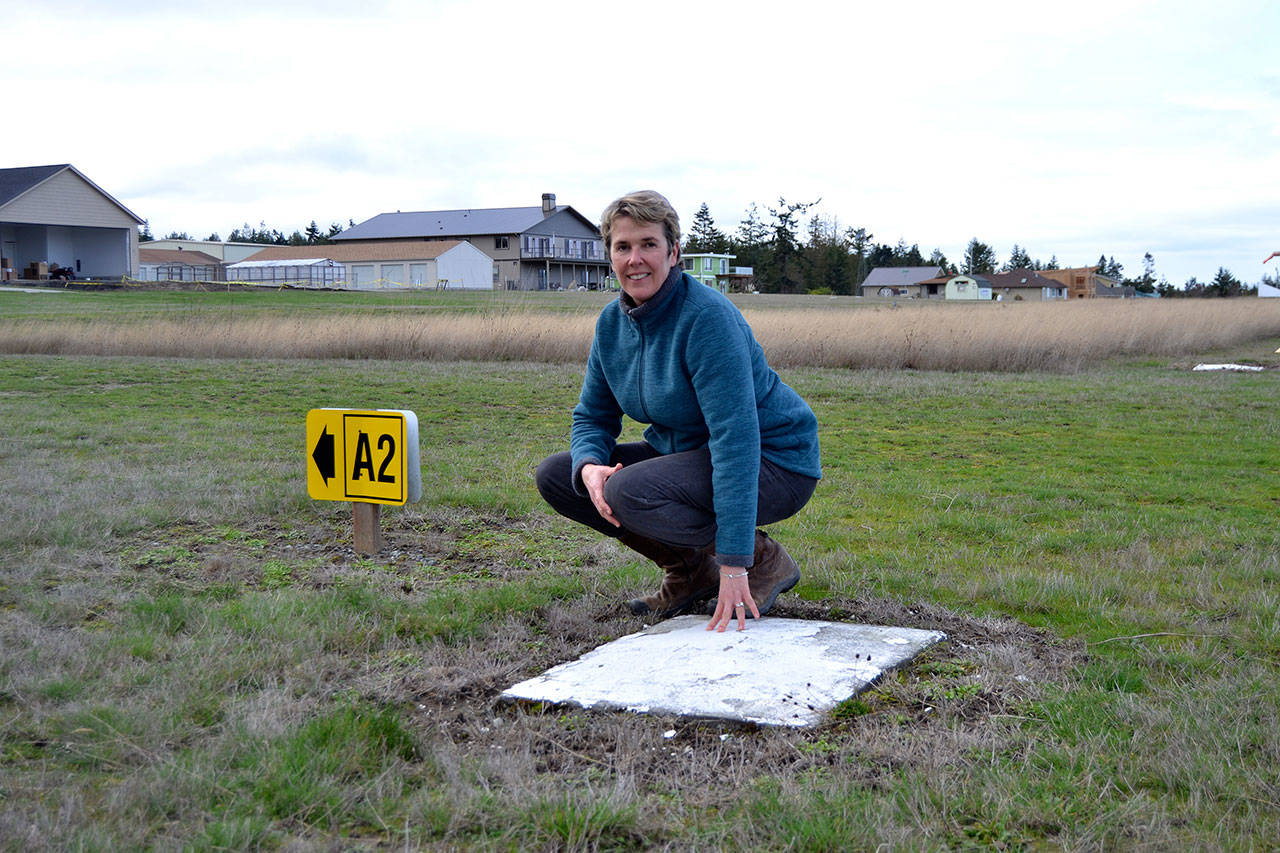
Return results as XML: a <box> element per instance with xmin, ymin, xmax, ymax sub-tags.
<box><xmin>600</xmin><ymin>190</ymin><xmax>680</xmax><ymax>254</ymax></box>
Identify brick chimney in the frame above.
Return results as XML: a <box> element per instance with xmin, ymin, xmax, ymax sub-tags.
<box><xmin>542</xmin><ymin>193</ymin><xmax>556</xmax><ymax>214</ymax></box>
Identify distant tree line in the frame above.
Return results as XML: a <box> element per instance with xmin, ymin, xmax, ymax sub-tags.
<box><xmin>140</xmin><ymin>202</ymin><xmax>1262</xmax><ymax>298</ymax></box>
<box><xmin>682</xmin><ymin>200</ymin><xmax>1259</xmax><ymax>297</ymax></box>
<box><xmin>139</xmin><ymin>219</ymin><xmax>351</xmax><ymax>246</ymax></box>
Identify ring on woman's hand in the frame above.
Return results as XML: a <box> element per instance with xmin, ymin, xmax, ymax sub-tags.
<box><xmin>735</xmin><ymin>602</ymin><xmax>744</xmax><ymax>607</ymax></box>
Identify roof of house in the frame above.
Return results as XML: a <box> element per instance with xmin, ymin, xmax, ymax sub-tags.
<box><xmin>987</xmin><ymin>270</ymin><xmax>1065</xmax><ymax>289</ymax></box>
<box><xmin>139</xmin><ymin>248</ymin><xmax>222</xmax><ymax>266</ymax></box>
<box><xmin>0</xmin><ymin>163</ymin><xmax>144</xmax><ymax>223</ymax></box>
<box><xmin>333</xmin><ymin>203</ymin><xmax>597</xmax><ymax>241</ymax></box>
<box><xmin>236</xmin><ymin>240</ymin><xmax>468</xmax><ymax>263</ymax></box>
<box><xmin>862</xmin><ymin>266</ymin><xmax>945</xmax><ymax>287</ymax></box>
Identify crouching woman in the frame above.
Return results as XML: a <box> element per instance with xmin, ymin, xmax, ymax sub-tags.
<box><xmin>535</xmin><ymin>190</ymin><xmax>821</xmax><ymax>632</ymax></box>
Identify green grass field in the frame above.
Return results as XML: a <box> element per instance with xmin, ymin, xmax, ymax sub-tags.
<box><xmin>1</xmin><ymin>288</ymin><xmax>1278</xmax><ymax>850</ymax></box>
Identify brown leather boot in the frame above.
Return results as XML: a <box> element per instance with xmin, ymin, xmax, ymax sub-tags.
<box><xmin>617</xmin><ymin>531</ymin><xmax>720</xmax><ymax>618</ymax></box>
<box><xmin>746</xmin><ymin>530</ymin><xmax>801</xmax><ymax>616</ymax></box>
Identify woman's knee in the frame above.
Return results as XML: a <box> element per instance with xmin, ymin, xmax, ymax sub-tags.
<box><xmin>601</xmin><ymin>464</ymin><xmax>649</xmax><ymax>523</ymax></box>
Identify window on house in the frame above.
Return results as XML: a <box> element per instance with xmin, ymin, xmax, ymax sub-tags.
<box><xmin>719</xmin><ymin>259</ymin><xmax>727</xmax><ymax>274</ymax></box>
<box><xmin>684</xmin><ymin>259</ymin><xmax>693</xmax><ymax>270</ymax></box>
<box><xmin>494</xmin><ymin>236</ymin><xmax>509</xmax><ymax>250</ymax></box>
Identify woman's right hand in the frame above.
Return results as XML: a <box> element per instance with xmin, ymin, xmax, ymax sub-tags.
<box><xmin>580</xmin><ymin>463</ymin><xmax>623</xmax><ymax>527</ymax></box>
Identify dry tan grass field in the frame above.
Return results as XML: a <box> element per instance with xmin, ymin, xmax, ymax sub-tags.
<box><xmin>3</xmin><ymin>294</ymin><xmax>1280</xmax><ymax>372</ymax></box>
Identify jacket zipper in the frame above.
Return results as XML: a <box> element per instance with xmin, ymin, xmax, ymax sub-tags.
<box><xmin>635</xmin><ymin>320</ymin><xmax>650</xmax><ymax>423</ymax></box>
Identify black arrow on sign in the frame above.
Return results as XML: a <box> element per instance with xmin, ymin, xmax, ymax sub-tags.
<box><xmin>312</xmin><ymin>426</ymin><xmax>336</xmax><ymax>485</ymax></box>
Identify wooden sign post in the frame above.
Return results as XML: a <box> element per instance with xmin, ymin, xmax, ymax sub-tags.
<box><xmin>353</xmin><ymin>503</ymin><xmax>382</xmax><ymax>554</ymax></box>
<box><xmin>306</xmin><ymin>409</ymin><xmax>421</xmax><ymax>554</ymax></box>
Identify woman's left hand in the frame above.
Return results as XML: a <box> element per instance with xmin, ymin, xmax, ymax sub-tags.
<box><xmin>707</xmin><ymin>567</ymin><xmax>759</xmax><ymax>632</ymax></box>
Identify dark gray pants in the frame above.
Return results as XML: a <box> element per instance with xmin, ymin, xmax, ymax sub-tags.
<box><xmin>535</xmin><ymin>442</ymin><xmax>817</xmax><ymax>552</ymax></box>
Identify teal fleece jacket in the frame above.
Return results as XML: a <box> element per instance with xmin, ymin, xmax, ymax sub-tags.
<box><xmin>570</xmin><ymin>271</ymin><xmax>821</xmax><ymax>566</ymax></box>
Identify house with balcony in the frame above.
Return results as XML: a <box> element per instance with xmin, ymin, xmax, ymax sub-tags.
<box><xmin>333</xmin><ymin>193</ymin><xmax>607</xmax><ymax>291</ymax></box>
<box><xmin>682</xmin><ymin>252</ymin><xmax>733</xmax><ymax>291</ymax></box>
<box><xmin>680</xmin><ymin>252</ymin><xmax>757</xmax><ymax>292</ymax></box>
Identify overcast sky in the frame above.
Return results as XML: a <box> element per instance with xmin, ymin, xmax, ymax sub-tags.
<box><xmin>11</xmin><ymin>0</ymin><xmax>1278</xmax><ymax>286</ymax></box>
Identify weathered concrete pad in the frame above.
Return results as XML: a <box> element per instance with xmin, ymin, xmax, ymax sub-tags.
<box><xmin>501</xmin><ymin>615</ymin><xmax>946</xmax><ymax>728</ymax></box>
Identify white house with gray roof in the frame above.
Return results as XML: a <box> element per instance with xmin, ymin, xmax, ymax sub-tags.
<box><xmin>334</xmin><ymin>193</ymin><xmax>608</xmax><ymax>291</ymax></box>
<box><xmin>0</xmin><ymin>164</ymin><xmax>144</xmax><ymax>281</ymax></box>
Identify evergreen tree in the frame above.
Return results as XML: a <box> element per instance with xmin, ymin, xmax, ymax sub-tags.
<box><xmin>760</xmin><ymin>197</ymin><xmax>817</xmax><ymax>293</ymax></box>
<box><xmin>1134</xmin><ymin>252</ymin><xmax>1157</xmax><ymax>293</ymax></box>
<box><xmin>685</xmin><ymin>203</ymin><xmax>729</xmax><ymax>253</ymax></box>
<box><xmin>164</xmin><ymin>230</ymin><xmax>192</xmax><ymax>240</ymax></box>
<box><xmin>304</xmin><ymin>220</ymin><xmax>323</xmax><ymax>244</ymax></box>
<box><xmin>729</xmin><ymin>203</ymin><xmax>770</xmax><ymax>285</ymax></box>
<box><xmin>1207</xmin><ymin>267</ymin><xmax>1242</xmax><ymax>297</ymax></box>
<box><xmin>963</xmin><ymin>239</ymin><xmax>997</xmax><ymax>274</ymax></box>
<box><xmin>928</xmin><ymin>248</ymin><xmax>953</xmax><ymax>276</ymax></box>
<box><xmin>893</xmin><ymin>239</ymin><xmax>925</xmax><ymax>266</ymax></box>
<box><xmin>139</xmin><ymin>220</ymin><xmax>154</xmax><ymax>242</ymax></box>
<box><xmin>1095</xmin><ymin>254</ymin><xmax>1123</xmax><ymax>279</ymax></box>
<box><xmin>204</xmin><ymin>232</ymin><xmax>221</xmax><ymax>242</ymax></box>
<box><xmin>801</xmin><ymin>215</ymin><xmax>853</xmax><ymax>294</ymax></box>
<box><xmin>867</xmin><ymin>243</ymin><xmax>896</xmax><ymax>269</ymax></box>
<box><xmin>845</xmin><ymin>227</ymin><xmax>873</xmax><ymax>291</ymax></box>
<box><xmin>1004</xmin><ymin>244</ymin><xmax>1033</xmax><ymax>271</ymax></box>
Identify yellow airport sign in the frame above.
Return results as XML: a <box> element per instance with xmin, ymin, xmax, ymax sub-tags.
<box><xmin>306</xmin><ymin>409</ymin><xmax>421</xmax><ymax>505</ymax></box>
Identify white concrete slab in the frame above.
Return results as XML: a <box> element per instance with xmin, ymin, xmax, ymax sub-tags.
<box><xmin>501</xmin><ymin>615</ymin><xmax>946</xmax><ymax>728</ymax></box>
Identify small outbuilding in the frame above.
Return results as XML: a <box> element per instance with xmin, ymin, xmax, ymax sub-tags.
<box><xmin>944</xmin><ymin>274</ymin><xmax>993</xmax><ymax>301</ymax></box>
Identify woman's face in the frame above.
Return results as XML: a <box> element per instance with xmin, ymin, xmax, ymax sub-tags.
<box><xmin>610</xmin><ymin>216</ymin><xmax>677</xmax><ymax>305</ymax></box>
